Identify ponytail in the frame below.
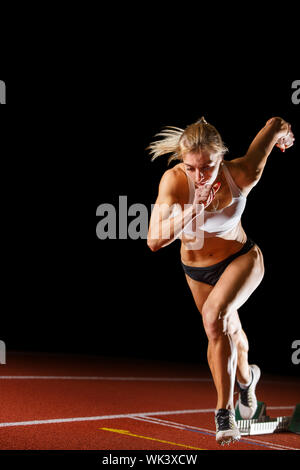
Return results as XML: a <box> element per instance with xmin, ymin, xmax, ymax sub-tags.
<box><xmin>146</xmin><ymin>126</ymin><xmax>184</xmax><ymax>165</ymax></box>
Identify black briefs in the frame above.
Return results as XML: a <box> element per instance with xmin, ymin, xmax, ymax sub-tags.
<box><xmin>181</xmin><ymin>238</ymin><xmax>255</xmax><ymax>286</ymax></box>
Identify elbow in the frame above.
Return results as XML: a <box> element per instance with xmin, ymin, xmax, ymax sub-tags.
<box><xmin>147</xmin><ymin>238</ymin><xmax>160</xmax><ymax>252</ymax></box>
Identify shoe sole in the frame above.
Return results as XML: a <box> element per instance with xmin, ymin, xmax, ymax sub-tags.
<box><xmin>217</xmin><ymin>435</ymin><xmax>241</xmax><ymax>446</ymax></box>
<box><xmin>216</xmin><ymin>428</ymin><xmax>241</xmax><ymax>446</ymax></box>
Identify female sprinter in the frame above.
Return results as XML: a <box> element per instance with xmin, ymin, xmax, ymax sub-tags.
<box><xmin>146</xmin><ymin>116</ymin><xmax>295</xmax><ymax>445</ymax></box>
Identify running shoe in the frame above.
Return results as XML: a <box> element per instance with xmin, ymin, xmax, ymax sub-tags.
<box><xmin>237</xmin><ymin>364</ymin><xmax>261</xmax><ymax>419</ymax></box>
<box><xmin>215</xmin><ymin>408</ymin><xmax>241</xmax><ymax>445</ymax></box>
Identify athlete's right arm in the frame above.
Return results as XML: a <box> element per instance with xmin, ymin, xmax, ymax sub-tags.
<box><xmin>147</xmin><ymin>170</ymin><xmax>200</xmax><ymax>252</ymax></box>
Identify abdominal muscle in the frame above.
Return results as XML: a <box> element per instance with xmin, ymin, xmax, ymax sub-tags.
<box><xmin>180</xmin><ymin>221</ymin><xmax>248</xmax><ymax>267</ymax></box>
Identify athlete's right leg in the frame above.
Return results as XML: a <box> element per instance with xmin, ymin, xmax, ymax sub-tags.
<box><xmin>184</xmin><ymin>274</ymin><xmax>219</xmax><ymax>397</ymax></box>
<box><xmin>184</xmin><ymin>274</ymin><xmax>242</xmax><ymax>402</ymax></box>
<box><xmin>184</xmin><ymin>273</ymin><xmax>259</xmax><ymax>442</ymax></box>
<box><xmin>184</xmin><ymin>275</ymin><xmax>238</xmax><ymax>443</ymax></box>
<box><xmin>184</xmin><ymin>273</ymin><xmax>213</xmax><ymax>312</ymax></box>
<box><xmin>183</xmin><ymin>274</ymin><xmax>216</xmax><ymax>382</ymax></box>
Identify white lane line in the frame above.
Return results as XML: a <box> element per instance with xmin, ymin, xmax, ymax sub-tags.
<box><xmin>0</xmin><ymin>376</ymin><xmax>298</xmax><ymax>385</ymax></box>
<box><xmin>242</xmin><ymin>436</ymin><xmax>300</xmax><ymax>451</ymax></box>
<box><xmin>0</xmin><ymin>376</ymin><xmax>212</xmax><ymax>382</ymax></box>
<box><xmin>0</xmin><ymin>408</ymin><xmax>215</xmax><ymax>428</ymax></box>
<box><xmin>132</xmin><ymin>416</ymin><xmax>213</xmax><ymax>435</ymax></box>
<box><xmin>267</xmin><ymin>406</ymin><xmax>295</xmax><ymax>410</ymax></box>
<box><xmin>0</xmin><ymin>405</ymin><xmax>295</xmax><ymax>429</ymax></box>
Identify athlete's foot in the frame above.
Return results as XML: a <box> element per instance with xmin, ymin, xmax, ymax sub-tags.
<box><xmin>215</xmin><ymin>409</ymin><xmax>241</xmax><ymax>446</ymax></box>
<box><xmin>237</xmin><ymin>364</ymin><xmax>261</xmax><ymax>419</ymax></box>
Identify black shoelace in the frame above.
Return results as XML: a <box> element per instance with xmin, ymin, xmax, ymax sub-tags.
<box><xmin>238</xmin><ymin>370</ymin><xmax>253</xmax><ymax>406</ymax></box>
<box><xmin>215</xmin><ymin>409</ymin><xmax>232</xmax><ymax>431</ymax></box>
<box><xmin>239</xmin><ymin>387</ymin><xmax>250</xmax><ymax>406</ymax></box>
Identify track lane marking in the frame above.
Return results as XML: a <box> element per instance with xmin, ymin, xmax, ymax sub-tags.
<box><xmin>131</xmin><ymin>416</ymin><xmax>300</xmax><ymax>451</ymax></box>
<box><xmin>0</xmin><ymin>409</ymin><xmax>215</xmax><ymax>428</ymax></box>
<box><xmin>0</xmin><ymin>406</ymin><xmax>296</xmax><ymax>435</ymax></box>
<box><xmin>0</xmin><ymin>376</ymin><xmax>212</xmax><ymax>381</ymax></box>
<box><xmin>0</xmin><ymin>376</ymin><xmax>299</xmax><ymax>385</ymax></box>
<box><xmin>99</xmin><ymin>427</ymin><xmax>205</xmax><ymax>450</ymax></box>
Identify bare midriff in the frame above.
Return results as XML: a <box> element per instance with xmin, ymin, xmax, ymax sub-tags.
<box><xmin>180</xmin><ymin>226</ymin><xmax>247</xmax><ymax>267</ymax></box>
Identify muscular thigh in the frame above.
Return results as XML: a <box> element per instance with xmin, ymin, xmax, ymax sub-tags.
<box><xmin>204</xmin><ymin>244</ymin><xmax>265</xmax><ymax>319</ymax></box>
<box><xmin>184</xmin><ymin>274</ymin><xmax>213</xmax><ymax>314</ymax></box>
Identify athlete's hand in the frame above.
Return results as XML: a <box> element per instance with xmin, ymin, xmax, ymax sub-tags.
<box><xmin>266</xmin><ymin>117</ymin><xmax>295</xmax><ymax>152</ymax></box>
<box><xmin>192</xmin><ymin>182</ymin><xmax>221</xmax><ymax>209</ymax></box>
<box><xmin>275</xmin><ymin>122</ymin><xmax>295</xmax><ymax>152</ymax></box>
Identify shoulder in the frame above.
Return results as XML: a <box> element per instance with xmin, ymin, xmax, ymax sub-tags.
<box><xmin>158</xmin><ymin>163</ymin><xmax>189</xmax><ymax>202</ymax></box>
<box><xmin>224</xmin><ymin>158</ymin><xmax>259</xmax><ymax>196</ymax></box>
<box><xmin>159</xmin><ymin>163</ymin><xmax>186</xmax><ymax>189</ymax></box>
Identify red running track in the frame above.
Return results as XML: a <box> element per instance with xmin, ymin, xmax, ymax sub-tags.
<box><xmin>0</xmin><ymin>352</ymin><xmax>299</xmax><ymax>450</ymax></box>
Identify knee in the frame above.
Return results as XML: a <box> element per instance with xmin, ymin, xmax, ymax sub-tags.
<box><xmin>201</xmin><ymin>301</ymin><xmax>225</xmax><ymax>341</ymax></box>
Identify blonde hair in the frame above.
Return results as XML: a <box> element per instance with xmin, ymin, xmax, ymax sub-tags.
<box><xmin>147</xmin><ymin>116</ymin><xmax>228</xmax><ymax>165</ymax></box>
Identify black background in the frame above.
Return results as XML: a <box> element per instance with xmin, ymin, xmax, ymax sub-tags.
<box><xmin>1</xmin><ymin>76</ymin><xmax>300</xmax><ymax>377</ymax></box>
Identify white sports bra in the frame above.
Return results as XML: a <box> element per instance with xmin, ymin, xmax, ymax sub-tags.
<box><xmin>183</xmin><ymin>161</ymin><xmax>247</xmax><ymax>238</ymax></box>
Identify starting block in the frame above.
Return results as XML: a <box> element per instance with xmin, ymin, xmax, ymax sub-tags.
<box><xmin>235</xmin><ymin>400</ymin><xmax>266</xmax><ymax>421</ymax></box>
<box><xmin>288</xmin><ymin>403</ymin><xmax>300</xmax><ymax>434</ymax></box>
<box><xmin>235</xmin><ymin>401</ymin><xmax>300</xmax><ymax>436</ymax></box>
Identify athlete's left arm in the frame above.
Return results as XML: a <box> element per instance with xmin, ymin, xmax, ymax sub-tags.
<box><xmin>230</xmin><ymin>117</ymin><xmax>295</xmax><ymax>189</ymax></box>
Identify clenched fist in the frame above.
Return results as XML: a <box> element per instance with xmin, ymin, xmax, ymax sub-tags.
<box><xmin>192</xmin><ymin>181</ymin><xmax>221</xmax><ymax>209</ymax></box>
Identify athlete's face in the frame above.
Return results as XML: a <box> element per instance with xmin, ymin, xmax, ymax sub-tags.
<box><xmin>183</xmin><ymin>151</ymin><xmax>222</xmax><ymax>187</ymax></box>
